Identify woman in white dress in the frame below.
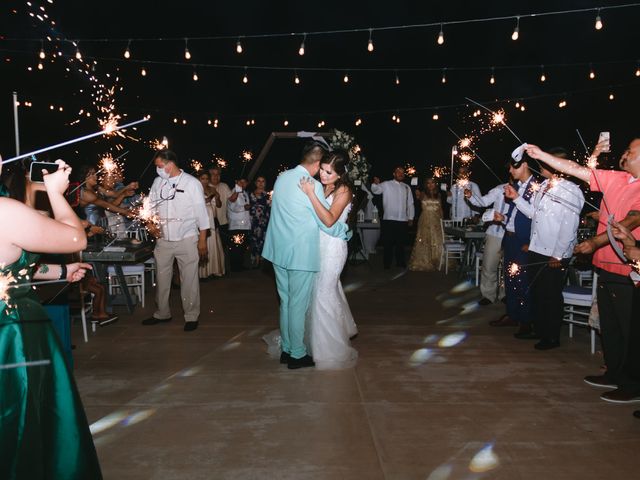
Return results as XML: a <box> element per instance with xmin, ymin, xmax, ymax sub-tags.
<box><xmin>299</xmin><ymin>149</ymin><xmax>358</xmax><ymax>369</ymax></box>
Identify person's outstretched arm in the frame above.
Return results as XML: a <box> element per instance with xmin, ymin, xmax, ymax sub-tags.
<box><xmin>525</xmin><ymin>144</ymin><xmax>591</xmax><ymax>183</ymax></box>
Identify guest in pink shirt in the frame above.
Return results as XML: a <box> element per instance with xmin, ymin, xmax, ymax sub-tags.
<box><xmin>526</xmin><ymin>139</ymin><xmax>640</xmax><ymax>404</ymax></box>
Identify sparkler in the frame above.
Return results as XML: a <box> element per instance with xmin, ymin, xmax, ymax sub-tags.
<box><xmin>216</xmin><ymin>157</ymin><xmax>228</xmax><ymax>169</ymax></box>
<box><xmin>240</xmin><ymin>150</ymin><xmax>253</xmax><ymax>176</ymax></box>
<box><xmin>459</xmin><ymin>152</ymin><xmax>473</xmax><ymax>163</ymax></box>
<box><xmin>465</xmin><ymin>97</ymin><xmax>524</xmax><ymax>145</ymax></box>
<box><xmin>431</xmin><ymin>166</ymin><xmax>449</xmax><ymax>179</ymax></box>
<box><xmin>1</xmin><ymin>118</ymin><xmax>149</xmax><ymax>166</ymax></box>
<box><xmin>68</xmin><ymin>150</ymin><xmax>129</xmax><ymax>195</ymax></box>
<box><xmin>149</xmin><ymin>137</ymin><xmax>169</xmax><ymax>151</ymax></box>
<box><xmin>232</xmin><ymin>233</ymin><xmax>245</xmax><ymax>245</ymax></box>
<box><xmin>405</xmin><ymin>164</ymin><xmax>417</xmax><ymax>176</ymax></box>
<box><xmin>190</xmin><ymin>159</ymin><xmax>204</xmax><ymax>173</ymax></box>
<box><xmin>508</xmin><ymin>263</ymin><xmax>520</xmax><ymax>276</ymax></box>
<box><xmin>458</xmin><ymin>137</ymin><xmax>473</xmax><ymax>149</ymax></box>
<box><xmin>448</xmin><ymin>127</ymin><xmax>503</xmax><ymax>183</ymax></box>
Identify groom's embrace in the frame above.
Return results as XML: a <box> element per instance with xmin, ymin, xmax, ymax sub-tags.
<box><xmin>262</xmin><ymin>141</ymin><xmax>350</xmax><ymax>369</ymax></box>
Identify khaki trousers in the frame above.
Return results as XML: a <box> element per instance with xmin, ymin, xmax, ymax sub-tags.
<box><xmin>153</xmin><ymin>236</ymin><xmax>200</xmax><ymax>323</ymax></box>
<box><xmin>480</xmin><ymin>233</ymin><xmax>505</xmax><ymax>302</ymax></box>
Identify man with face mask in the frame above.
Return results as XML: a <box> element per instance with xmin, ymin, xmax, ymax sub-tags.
<box><xmin>143</xmin><ymin>150</ymin><xmax>210</xmax><ymax>331</ymax></box>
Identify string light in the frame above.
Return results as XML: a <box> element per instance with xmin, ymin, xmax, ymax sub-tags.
<box><xmin>559</xmin><ymin>99</ymin><xmax>567</xmax><ymax>108</ymax></box>
<box><xmin>343</xmin><ymin>72</ymin><xmax>349</xmax><ymax>83</ymax></box>
<box><xmin>124</xmin><ymin>39</ymin><xmax>131</xmax><ymax>59</ymax></box>
<box><xmin>242</xmin><ymin>67</ymin><xmax>248</xmax><ymax>84</ymax></box>
<box><xmin>540</xmin><ymin>65</ymin><xmax>547</xmax><ymax>82</ymax></box>
<box><xmin>192</xmin><ymin>70</ymin><xmax>198</xmax><ymax>81</ymax></box>
<box><xmin>283</xmin><ymin>119</ymin><xmax>289</xmax><ymax>127</ymax></box>
<box><xmin>520</xmin><ymin>104</ymin><xmax>526</xmax><ymax>111</ymax></box>
<box><xmin>75</xmin><ymin>43</ymin><xmax>82</xmax><ymax>60</ymax></box>
<box><xmin>367</xmin><ymin>28</ymin><xmax>374</xmax><ymax>52</ymax></box>
<box><xmin>184</xmin><ymin>39</ymin><xmax>191</xmax><ymax>60</ymax></box>
<box><xmin>294</xmin><ymin>70</ymin><xmax>300</xmax><ymax>84</ymax></box>
<box><xmin>589</xmin><ymin>64</ymin><xmax>595</xmax><ymax>79</ymax></box>
<box><xmin>317</xmin><ymin>120</ymin><xmax>325</xmax><ymax>128</ymax></box>
<box><xmin>515</xmin><ymin>101</ymin><xmax>520</xmax><ymax>108</ymax></box>
<box><xmin>489</xmin><ymin>67</ymin><xmax>496</xmax><ymax>85</ymax></box>
<box><xmin>595</xmin><ymin>9</ymin><xmax>603</xmax><ymax>30</ymax></box>
<box><xmin>39</xmin><ymin>41</ymin><xmax>45</xmax><ymax>59</ymax></box>
<box><xmin>355</xmin><ymin>117</ymin><xmax>362</xmax><ymax>126</ymax></box>
<box><xmin>511</xmin><ymin>16</ymin><xmax>520</xmax><ymax>40</ymax></box>
<box><xmin>298</xmin><ymin>33</ymin><xmax>306</xmax><ymax>56</ymax></box>
<box><xmin>37</xmin><ymin>61</ymin><xmax>43</xmax><ymax>70</ymax></box>
<box><xmin>395</xmin><ymin>72</ymin><xmax>400</xmax><ymax>85</ymax></box>
<box><xmin>437</xmin><ymin>24</ymin><xmax>444</xmax><ymax>45</ymax></box>
<box><xmin>141</xmin><ymin>65</ymin><xmax>147</xmax><ymax>76</ymax></box>
<box><xmin>432</xmin><ymin>112</ymin><xmax>439</xmax><ymax>120</ymax></box>
<box><xmin>635</xmin><ymin>62</ymin><xmax>640</xmax><ymax>77</ymax></box>
<box><xmin>236</xmin><ymin>38</ymin><xmax>243</xmax><ymax>54</ymax></box>
<box><xmin>441</xmin><ymin>68</ymin><xmax>447</xmax><ymax>84</ymax></box>
<box><xmin>609</xmin><ymin>93</ymin><xmax>615</xmax><ymax>100</ymax></box>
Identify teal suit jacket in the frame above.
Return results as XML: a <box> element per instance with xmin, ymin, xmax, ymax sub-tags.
<box><xmin>262</xmin><ymin>165</ymin><xmax>349</xmax><ymax>271</ymax></box>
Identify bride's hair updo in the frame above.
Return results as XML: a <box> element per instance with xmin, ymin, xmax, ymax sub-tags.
<box><xmin>321</xmin><ymin>148</ymin><xmax>352</xmax><ymax>194</ymax></box>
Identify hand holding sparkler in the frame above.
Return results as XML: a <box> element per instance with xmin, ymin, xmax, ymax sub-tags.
<box><xmin>65</xmin><ymin>263</ymin><xmax>92</xmax><ymax>283</ymax></box>
<box><xmin>504</xmin><ymin>184</ymin><xmax>519</xmax><ymax>200</ymax></box>
<box><xmin>574</xmin><ymin>238</ymin><xmax>598</xmax><ymax>255</ymax></box>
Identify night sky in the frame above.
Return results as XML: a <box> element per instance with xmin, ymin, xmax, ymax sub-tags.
<box><xmin>1</xmin><ymin>0</ymin><xmax>639</xmax><ymax>191</ymax></box>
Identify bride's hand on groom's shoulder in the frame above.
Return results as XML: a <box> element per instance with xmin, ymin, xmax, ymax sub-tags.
<box><xmin>299</xmin><ymin>177</ymin><xmax>315</xmax><ymax>196</ymax></box>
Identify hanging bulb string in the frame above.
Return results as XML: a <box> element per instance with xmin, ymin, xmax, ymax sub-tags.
<box><xmin>6</xmin><ymin>4</ymin><xmax>638</xmax><ymax>43</ymax></box>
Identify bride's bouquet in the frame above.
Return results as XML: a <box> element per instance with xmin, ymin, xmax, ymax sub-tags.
<box><xmin>329</xmin><ymin>130</ymin><xmax>371</xmax><ymax>186</ymax></box>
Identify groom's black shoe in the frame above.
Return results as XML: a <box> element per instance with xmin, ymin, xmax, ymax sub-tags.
<box><xmin>288</xmin><ymin>355</ymin><xmax>315</xmax><ymax>370</ymax></box>
<box><xmin>280</xmin><ymin>352</ymin><xmax>291</xmax><ymax>364</ymax></box>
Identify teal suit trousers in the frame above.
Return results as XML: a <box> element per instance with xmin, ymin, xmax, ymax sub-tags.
<box><xmin>273</xmin><ymin>265</ymin><xmax>315</xmax><ymax>359</ymax></box>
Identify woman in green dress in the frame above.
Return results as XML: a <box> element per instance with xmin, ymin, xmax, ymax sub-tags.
<box><xmin>0</xmin><ymin>160</ymin><xmax>102</xmax><ymax>479</ymax></box>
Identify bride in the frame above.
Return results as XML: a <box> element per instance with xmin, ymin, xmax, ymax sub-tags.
<box><xmin>299</xmin><ymin>149</ymin><xmax>358</xmax><ymax>369</ymax></box>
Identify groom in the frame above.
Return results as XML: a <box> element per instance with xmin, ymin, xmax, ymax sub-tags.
<box><xmin>262</xmin><ymin>141</ymin><xmax>350</xmax><ymax>369</ymax></box>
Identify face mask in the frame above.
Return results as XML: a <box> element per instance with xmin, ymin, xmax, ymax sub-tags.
<box><xmin>156</xmin><ymin>166</ymin><xmax>170</xmax><ymax>179</ymax></box>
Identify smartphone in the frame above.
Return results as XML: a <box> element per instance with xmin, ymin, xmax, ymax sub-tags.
<box><xmin>598</xmin><ymin>131</ymin><xmax>611</xmax><ymax>153</ymax></box>
<box><xmin>410</xmin><ymin>177</ymin><xmax>418</xmax><ymax>186</ymax></box>
<box><xmin>29</xmin><ymin>162</ymin><xmax>60</xmax><ymax>183</ymax></box>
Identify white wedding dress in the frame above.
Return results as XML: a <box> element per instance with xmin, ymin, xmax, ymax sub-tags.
<box><xmin>305</xmin><ymin>195</ymin><xmax>358</xmax><ymax>370</ymax></box>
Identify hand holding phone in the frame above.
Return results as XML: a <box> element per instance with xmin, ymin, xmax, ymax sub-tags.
<box><xmin>40</xmin><ymin>160</ymin><xmax>71</xmax><ymax>194</ymax></box>
<box><xmin>598</xmin><ymin>131</ymin><xmax>611</xmax><ymax>153</ymax></box>
<box><xmin>30</xmin><ymin>161</ymin><xmax>60</xmax><ymax>183</ymax></box>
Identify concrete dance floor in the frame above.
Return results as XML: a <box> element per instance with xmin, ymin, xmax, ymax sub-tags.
<box><xmin>72</xmin><ymin>259</ymin><xmax>640</xmax><ymax>479</ymax></box>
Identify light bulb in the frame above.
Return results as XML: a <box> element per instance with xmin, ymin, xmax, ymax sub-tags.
<box><xmin>515</xmin><ymin>101</ymin><xmax>520</xmax><ymax>108</ymax></box>
<box><xmin>193</xmin><ymin>71</ymin><xmax>198</xmax><ymax>81</ymax></box>
<box><xmin>392</xmin><ymin>114</ymin><xmax>397</xmax><ymax>121</ymax></box>
<box><xmin>343</xmin><ymin>73</ymin><xmax>349</xmax><ymax>83</ymax></box>
<box><xmin>184</xmin><ymin>48</ymin><xmax>191</xmax><ymax>60</ymax></box>
<box><xmin>294</xmin><ymin>74</ymin><xmax>300</xmax><ymax>85</ymax></box>
<box><xmin>589</xmin><ymin>69</ymin><xmax>595</xmax><ymax>79</ymax></box>
<box><xmin>367</xmin><ymin>29</ymin><xmax>374</xmax><ymax>52</ymax></box>
<box><xmin>236</xmin><ymin>39</ymin><xmax>243</xmax><ymax>54</ymax></box>
<box><xmin>432</xmin><ymin>113</ymin><xmax>439</xmax><ymax>120</ymax></box>
<box><xmin>441</xmin><ymin>70</ymin><xmax>447</xmax><ymax>84</ymax></box>
<box><xmin>298</xmin><ymin>34</ymin><xmax>306</xmax><ymax>56</ymax></box>
<box><xmin>511</xmin><ymin>17</ymin><xmax>520</xmax><ymax>41</ymax></box>
<box><xmin>124</xmin><ymin>40</ymin><xmax>131</xmax><ymax>59</ymax></box>
<box><xmin>396</xmin><ymin>116</ymin><xmax>401</xmax><ymax>124</ymax></box>
<box><xmin>437</xmin><ymin>25</ymin><xmax>444</xmax><ymax>45</ymax></box>
<box><xmin>141</xmin><ymin>66</ymin><xmax>147</xmax><ymax>76</ymax></box>
<box><xmin>609</xmin><ymin>93</ymin><xmax>614</xmax><ymax>100</ymax></box>
<box><xmin>490</xmin><ymin>74</ymin><xmax>495</xmax><ymax>85</ymax></box>
<box><xmin>595</xmin><ymin>11</ymin><xmax>603</xmax><ymax>30</ymax></box>
<box><xmin>37</xmin><ymin>62</ymin><xmax>43</xmax><ymax>70</ymax></box>
<box><xmin>39</xmin><ymin>48</ymin><xmax>45</xmax><ymax>59</ymax></box>
<box><xmin>75</xmin><ymin>48</ymin><xmax>82</xmax><ymax>60</ymax></box>
<box><xmin>520</xmin><ymin>105</ymin><xmax>526</xmax><ymax>111</ymax></box>
<box><xmin>636</xmin><ymin>66</ymin><xmax>640</xmax><ymax>77</ymax></box>
<box><xmin>540</xmin><ymin>72</ymin><xmax>546</xmax><ymax>82</ymax></box>
<box><xmin>395</xmin><ymin>74</ymin><xmax>400</xmax><ymax>85</ymax></box>
<box><xmin>243</xmin><ymin>74</ymin><xmax>248</xmax><ymax>84</ymax></box>
<box><xmin>283</xmin><ymin>119</ymin><xmax>289</xmax><ymax>126</ymax></box>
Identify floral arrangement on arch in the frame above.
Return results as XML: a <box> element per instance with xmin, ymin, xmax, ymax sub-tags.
<box><xmin>329</xmin><ymin>129</ymin><xmax>371</xmax><ymax>185</ymax></box>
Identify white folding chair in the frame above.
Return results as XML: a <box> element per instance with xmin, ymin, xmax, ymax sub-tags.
<box><xmin>439</xmin><ymin>219</ymin><xmax>466</xmax><ymax>274</ymax></box>
<box><xmin>562</xmin><ymin>271</ymin><xmax>598</xmax><ymax>354</ymax></box>
<box><xmin>474</xmin><ymin>251</ymin><xmax>483</xmax><ymax>286</ymax></box>
<box><xmin>107</xmin><ymin>264</ymin><xmax>146</xmax><ymax>307</ymax></box>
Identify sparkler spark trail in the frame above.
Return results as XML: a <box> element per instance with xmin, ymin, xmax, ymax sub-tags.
<box><xmin>1</xmin><ymin>118</ymin><xmax>149</xmax><ymax>166</ymax></box>
<box><xmin>190</xmin><ymin>159</ymin><xmax>204</xmax><ymax>173</ymax></box>
<box><xmin>465</xmin><ymin>97</ymin><xmax>524</xmax><ymax>144</ymax></box>
<box><xmin>232</xmin><ymin>234</ymin><xmax>245</xmax><ymax>245</ymax></box>
<box><xmin>431</xmin><ymin>166</ymin><xmax>449</xmax><ymax>179</ymax></box>
<box><xmin>405</xmin><ymin>164</ymin><xmax>417</xmax><ymax>176</ymax></box>
<box><xmin>447</xmin><ymin>127</ymin><xmax>504</xmax><ymax>183</ymax></box>
<box><xmin>508</xmin><ymin>263</ymin><xmax>520</xmax><ymax>276</ymax></box>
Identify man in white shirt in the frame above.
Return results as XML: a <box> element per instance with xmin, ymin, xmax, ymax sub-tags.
<box><xmin>447</xmin><ymin>165</ymin><xmax>481</xmax><ymax>221</ymax></box>
<box><xmin>143</xmin><ymin>150</ymin><xmax>210</xmax><ymax>331</ymax></box>
<box><xmin>227</xmin><ymin>178</ymin><xmax>251</xmax><ymax>271</ymax></box>
<box><xmin>509</xmin><ymin>148</ymin><xmax>584</xmax><ymax>349</ymax></box>
<box><xmin>465</xmin><ymin>181</ymin><xmax>509</xmax><ymax>305</ymax></box>
<box><xmin>371</xmin><ymin>166</ymin><xmax>415</xmax><ymax>269</ymax></box>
